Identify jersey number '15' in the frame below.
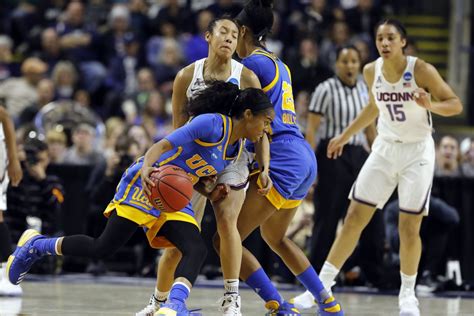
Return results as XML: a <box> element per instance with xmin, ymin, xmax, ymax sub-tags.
<box><xmin>386</xmin><ymin>103</ymin><xmax>406</xmax><ymax>122</ymax></box>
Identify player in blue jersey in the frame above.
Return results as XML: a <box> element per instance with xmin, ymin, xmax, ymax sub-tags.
<box><xmin>215</xmin><ymin>1</ymin><xmax>344</xmax><ymax>315</ymax></box>
<box><xmin>6</xmin><ymin>81</ymin><xmax>274</xmax><ymax>315</ymax></box>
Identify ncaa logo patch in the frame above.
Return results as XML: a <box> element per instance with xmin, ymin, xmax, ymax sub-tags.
<box><xmin>403</xmin><ymin>72</ymin><xmax>412</xmax><ymax>81</ymax></box>
<box><xmin>227</xmin><ymin>78</ymin><xmax>239</xmax><ymax>85</ymax></box>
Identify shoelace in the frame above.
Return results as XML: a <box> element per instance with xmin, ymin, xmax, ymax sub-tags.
<box><xmin>136</xmin><ymin>295</ymin><xmax>160</xmax><ymax>316</ymax></box>
<box><xmin>216</xmin><ymin>295</ymin><xmax>240</xmax><ymax>313</ymax></box>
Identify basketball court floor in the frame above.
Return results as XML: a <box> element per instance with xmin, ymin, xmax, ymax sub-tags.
<box><xmin>1</xmin><ymin>275</ymin><xmax>473</xmax><ymax>315</ymax></box>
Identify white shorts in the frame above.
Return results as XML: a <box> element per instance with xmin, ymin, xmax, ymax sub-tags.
<box><xmin>191</xmin><ymin>148</ymin><xmax>253</xmax><ymax>224</ymax></box>
<box><xmin>0</xmin><ymin>141</ymin><xmax>8</xmax><ymax>211</ymax></box>
<box><xmin>349</xmin><ymin>137</ymin><xmax>435</xmax><ymax>215</ymax></box>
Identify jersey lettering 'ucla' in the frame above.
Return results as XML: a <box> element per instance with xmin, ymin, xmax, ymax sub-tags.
<box><xmin>243</xmin><ymin>49</ymin><xmax>303</xmax><ymax>139</ymax></box>
<box><xmin>372</xmin><ymin>56</ymin><xmax>433</xmax><ymax>143</ymax></box>
<box><xmin>112</xmin><ymin>114</ymin><xmax>243</xmax><ymax>218</ymax></box>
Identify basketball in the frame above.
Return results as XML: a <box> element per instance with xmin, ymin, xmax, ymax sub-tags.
<box><xmin>146</xmin><ymin>165</ymin><xmax>193</xmax><ymax>213</ymax></box>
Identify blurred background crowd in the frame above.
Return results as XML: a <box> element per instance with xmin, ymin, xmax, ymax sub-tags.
<box><xmin>0</xmin><ymin>0</ymin><xmax>473</xmax><ymax>294</ymax></box>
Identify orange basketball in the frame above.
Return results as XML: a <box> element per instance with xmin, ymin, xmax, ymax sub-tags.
<box><xmin>146</xmin><ymin>165</ymin><xmax>193</xmax><ymax>213</ymax></box>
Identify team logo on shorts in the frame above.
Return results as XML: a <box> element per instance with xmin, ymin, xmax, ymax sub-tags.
<box><xmin>403</xmin><ymin>72</ymin><xmax>412</xmax><ymax>81</ymax></box>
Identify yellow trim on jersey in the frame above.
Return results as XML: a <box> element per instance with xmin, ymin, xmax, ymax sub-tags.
<box><xmin>257</xmin><ymin>177</ymin><xmax>302</xmax><ymax>210</ymax></box>
<box><xmin>194</xmin><ymin>114</ymin><xmax>228</xmax><ymax>147</ymax></box>
<box><xmin>104</xmin><ymin>203</ymin><xmax>199</xmax><ymax>249</ymax></box>
<box><xmin>284</xmin><ymin>64</ymin><xmax>292</xmax><ymax>82</ymax></box>
<box><xmin>116</xmin><ymin>170</ymin><xmax>141</xmax><ymax>203</ymax></box>
<box><xmin>158</xmin><ymin>146</ymin><xmax>183</xmax><ymax>166</ymax></box>
<box><xmin>252</xmin><ymin>50</ymin><xmax>280</xmax><ymax>93</ymax></box>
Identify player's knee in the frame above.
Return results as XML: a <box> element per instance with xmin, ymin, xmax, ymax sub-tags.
<box><xmin>185</xmin><ymin>238</ymin><xmax>208</xmax><ymax>266</ymax></box>
<box><xmin>344</xmin><ymin>206</ymin><xmax>369</xmax><ymax>230</ymax></box>
<box><xmin>261</xmin><ymin>228</ymin><xmax>285</xmax><ymax>250</ymax></box>
<box><xmin>162</xmin><ymin>247</ymin><xmax>182</xmax><ymax>264</ymax></box>
<box><xmin>398</xmin><ymin>222</ymin><xmax>421</xmax><ymax>242</ymax></box>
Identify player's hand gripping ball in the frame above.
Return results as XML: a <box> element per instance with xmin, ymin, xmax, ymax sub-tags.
<box><xmin>146</xmin><ymin>165</ymin><xmax>193</xmax><ymax>212</ymax></box>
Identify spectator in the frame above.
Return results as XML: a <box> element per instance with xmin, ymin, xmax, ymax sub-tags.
<box><xmin>103</xmin><ymin>117</ymin><xmax>126</xmax><ymax>159</ymax></box>
<box><xmin>295</xmin><ymin>90</ymin><xmax>311</xmax><ymax>133</ymax></box>
<box><xmin>0</xmin><ymin>35</ymin><xmax>19</xmax><ymax>81</ymax></box>
<box><xmin>343</xmin><ymin>0</ymin><xmax>382</xmax><ymax>39</ymax></box>
<box><xmin>36</xmin><ymin>28</ymin><xmax>66</xmax><ymax>74</ymax></box>
<box><xmin>435</xmin><ymin>135</ymin><xmax>462</xmax><ymax>177</ymax></box>
<box><xmin>265</xmin><ymin>12</ymin><xmax>284</xmax><ymax>58</ymax></box>
<box><xmin>122</xmin><ymin>68</ymin><xmax>157</xmax><ymax>123</ymax></box>
<box><xmin>287</xmin><ymin>38</ymin><xmax>333</xmax><ymax>95</ymax></box>
<box><xmin>18</xmin><ymin>78</ymin><xmax>55</xmax><ymax>127</ymax></box>
<box><xmin>6</xmin><ymin>137</ymin><xmax>64</xmax><ymax>237</ymax></box>
<box><xmin>62</xmin><ymin>123</ymin><xmax>104</xmax><ymax>166</ymax></box>
<box><xmin>460</xmin><ymin>138</ymin><xmax>474</xmax><ymax>177</ymax></box>
<box><xmin>182</xmin><ymin>9</ymin><xmax>213</xmax><ymax>64</ymax></box>
<box><xmin>56</xmin><ymin>1</ymin><xmax>106</xmax><ymax>93</ymax></box>
<box><xmin>206</xmin><ymin>0</ymin><xmax>242</xmax><ymax>17</ymax></box>
<box><xmin>45</xmin><ymin>129</ymin><xmax>67</xmax><ymax>164</ymax></box>
<box><xmin>0</xmin><ymin>57</ymin><xmax>47</xmax><ymax>120</ymax></box>
<box><xmin>153</xmin><ymin>38</ymin><xmax>184</xmax><ymax>93</ymax></box>
<box><xmin>127</xmin><ymin>124</ymin><xmax>152</xmax><ymax>156</ymax></box>
<box><xmin>351</xmin><ymin>36</ymin><xmax>372</xmax><ymax>68</ymax></box>
<box><xmin>100</xmin><ymin>5</ymin><xmax>132</xmax><ymax>63</ymax></box>
<box><xmin>151</xmin><ymin>0</ymin><xmax>193</xmax><ymax>35</ymax></box>
<box><xmin>133</xmin><ymin>90</ymin><xmax>172</xmax><ymax>142</ymax></box>
<box><xmin>319</xmin><ymin>20</ymin><xmax>352</xmax><ymax>70</ymax></box>
<box><xmin>51</xmin><ymin>61</ymin><xmax>78</xmax><ymax>100</ymax></box>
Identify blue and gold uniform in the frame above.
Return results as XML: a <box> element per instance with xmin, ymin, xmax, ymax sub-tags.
<box><xmin>105</xmin><ymin>114</ymin><xmax>243</xmax><ymax>248</ymax></box>
<box><xmin>243</xmin><ymin>49</ymin><xmax>317</xmax><ymax>209</ymax></box>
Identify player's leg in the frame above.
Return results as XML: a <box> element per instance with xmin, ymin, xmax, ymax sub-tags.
<box><xmin>137</xmin><ymin>192</ymin><xmax>207</xmax><ymax>316</ymax></box>
<box><xmin>212</xmin><ymin>188</ymin><xmax>245</xmax><ymax>314</ymax></box>
<box><xmin>7</xmin><ymin>211</ymin><xmax>138</xmax><ymax>285</ymax></box>
<box><xmin>396</xmin><ymin>138</ymin><xmax>434</xmax><ymax>316</ymax></box>
<box><xmin>0</xmin><ymin>210</ymin><xmax>22</xmax><ymax>296</ymax></box>
<box><xmin>155</xmin><ymin>220</ymin><xmax>207</xmax><ymax>315</ymax></box>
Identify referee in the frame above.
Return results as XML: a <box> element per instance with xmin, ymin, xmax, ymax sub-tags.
<box><xmin>305</xmin><ymin>45</ymin><xmax>384</xmax><ymax>286</ymax></box>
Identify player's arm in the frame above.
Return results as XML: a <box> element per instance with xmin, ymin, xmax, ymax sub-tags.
<box><xmin>413</xmin><ymin>59</ymin><xmax>463</xmax><ymax>116</ymax></box>
<box><xmin>363</xmin><ymin>122</ymin><xmax>377</xmax><ymax>148</ymax></box>
<box><xmin>240</xmin><ymin>67</ymin><xmax>262</xmax><ymax>89</ymax></box>
<box><xmin>0</xmin><ymin>105</ymin><xmax>22</xmax><ymax>186</ymax></box>
<box><xmin>305</xmin><ymin>83</ymin><xmax>328</xmax><ymax>151</ymax></box>
<box><xmin>305</xmin><ymin>113</ymin><xmax>322</xmax><ymax>151</ymax></box>
<box><xmin>327</xmin><ymin>63</ymin><xmax>379</xmax><ymax>159</ymax></box>
<box><xmin>171</xmin><ymin>65</ymin><xmax>194</xmax><ymax>129</ymax></box>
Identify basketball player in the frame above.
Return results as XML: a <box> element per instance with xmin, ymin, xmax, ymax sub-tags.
<box><xmin>137</xmin><ymin>16</ymin><xmax>272</xmax><ymax>316</ymax></box>
<box><xmin>6</xmin><ymin>82</ymin><xmax>275</xmax><ymax>316</ymax></box>
<box><xmin>214</xmin><ymin>1</ymin><xmax>344</xmax><ymax>315</ymax></box>
<box><xmin>0</xmin><ymin>105</ymin><xmax>23</xmax><ymax>296</ymax></box>
<box><xmin>292</xmin><ymin>19</ymin><xmax>462</xmax><ymax>316</ymax></box>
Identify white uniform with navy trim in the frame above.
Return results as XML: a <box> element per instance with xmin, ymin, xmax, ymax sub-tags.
<box><xmin>0</xmin><ymin>124</ymin><xmax>8</xmax><ymax>211</ymax></box>
<box><xmin>186</xmin><ymin>58</ymin><xmax>253</xmax><ymax>222</ymax></box>
<box><xmin>349</xmin><ymin>56</ymin><xmax>435</xmax><ymax>214</ymax></box>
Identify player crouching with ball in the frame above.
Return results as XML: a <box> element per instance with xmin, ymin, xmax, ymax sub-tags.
<box><xmin>6</xmin><ymin>81</ymin><xmax>275</xmax><ymax>315</ymax></box>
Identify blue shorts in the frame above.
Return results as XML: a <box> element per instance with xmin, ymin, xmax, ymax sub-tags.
<box><xmin>261</xmin><ymin>135</ymin><xmax>317</xmax><ymax>209</ymax></box>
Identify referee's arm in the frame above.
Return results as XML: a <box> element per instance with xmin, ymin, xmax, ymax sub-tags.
<box><xmin>305</xmin><ymin>83</ymin><xmax>329</xmax><ymax>151</ymax></box>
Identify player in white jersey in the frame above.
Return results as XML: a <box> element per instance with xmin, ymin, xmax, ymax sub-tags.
<box><xmin>291</xmin><ymin>19</ymin><xmax>463</xmax><ymax>316</ymax></box>
<box><xmin>0</xmin><ymin>105</ymin><xmax>23</xmax><ymax>296</ymax></box>
<box><xmin>136</xmin><ymin>17</ymin><xmax>270</xmax><ymax>316</ymax></box>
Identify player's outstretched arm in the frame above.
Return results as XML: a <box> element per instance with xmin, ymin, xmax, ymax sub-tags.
<box><xmin>171</xmin><ymin>65</ymin><xmax>194</xmax><ymax>129</ymax></box>
<box><xmin>413</xmin><ymin>59</ymin><xmax>463</xmax><ymax>116</ymax></box>
<box><xmin>0</xmin><ymin>106</ymin><xmax>22</xmax><ymax>186</ymax></box>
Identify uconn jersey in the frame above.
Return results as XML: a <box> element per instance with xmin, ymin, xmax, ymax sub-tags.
<box><xmin>373</xmin><ymin>56</ymin><xmax>433</xmax><ymax>143</ymax></box>
<box><xmin>186</xmin><ymin>58</ymin><xmax>243</xmax><ymax>99</ymax></box>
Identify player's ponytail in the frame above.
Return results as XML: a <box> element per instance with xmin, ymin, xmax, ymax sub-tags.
<box><xmin>187</xmin><ymin>81</ymin><xmax>273</xmax><ymax>118</ymax></box>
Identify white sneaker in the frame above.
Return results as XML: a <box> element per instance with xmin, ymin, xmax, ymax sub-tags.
<box><xmin>0</xmin><ymin>277</ymin><xmax>23</xmax><ymax>296</ymax></box>
<box><xmin>135</xmin><ymin>294</ymin><xmax>161</xmax><ymax>316</ymax></box>
<box><xmin>217</xmin><ymin>293</ymin><xmax>242</xmax><ymax>316</ymax></box>
<box><xmin>289</xmin><ymin>290</ymin><xmax>316</xmax><ymax>310</ymax></box>
<box><xmin>399</xmin><ymin>289</ymin><xmax>420</xmax><ymax>316</ymax></box>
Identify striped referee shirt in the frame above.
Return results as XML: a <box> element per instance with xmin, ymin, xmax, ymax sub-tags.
<box><xmin>309</xmin><ymin>76</ymin><xmax>369</xmax><ymax>145</ymax></box>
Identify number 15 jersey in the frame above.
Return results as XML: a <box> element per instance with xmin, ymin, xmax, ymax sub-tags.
<box><xmin>372</xmin><ymin>56</ymin><xmax>433</xmax><ymax>143</ymax></box>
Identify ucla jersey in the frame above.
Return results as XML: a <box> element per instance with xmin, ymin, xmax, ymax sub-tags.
<box><xmin>186</xmin><ymin>58</ymin><xmax>243</xmax><ymax>99</ymax></box>
<box><xmin>242</xmin><ymin>49</ymin><xmax>303</xmax><ymax>139</ymax></box>
<box><xmin>109</xmin><ymin>114</ymin><xmax>243</xmax><ymax>218</ymax></box>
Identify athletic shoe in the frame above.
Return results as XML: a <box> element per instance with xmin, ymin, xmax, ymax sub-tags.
<box><xmin>0</xmin><ymin>277</ymin><xmax>23</xmax><ymax>296</ymax></box>
<box><xmin>399</xmin><ymin>289</ymin><xmax>420</xmax><ymax>316</ymax></box>
<box><xmin>318</xmin><ymin>295</ymin><xmax>344</xmax><ymax>315</ymax></box>
<box><xmin>154</xmin><ymin>302</ymin><xmax>201</xmax><ymax>316</ymax></box>
<box><xmin>136</xmin><ymin>294</ymin><xmax>162</xmax><ymax>316</ymax></box>
<box><xmin>6</xmin><ymin>229</ymin><xmax>44</xmax><ymax>285</ymax></box>
<box><xmin>265</xmin><ymin>300</ymin><xmax>300</xmax><ymax>316</ymax></box>
<box><xmin>217</xmin><ymin>293</ymin><xmax>241</xmax><ymax>315</ymax></box>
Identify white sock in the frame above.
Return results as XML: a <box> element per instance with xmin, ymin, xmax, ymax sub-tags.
<box><xmin>154</xmin><ymin>288</ymin><xmax>169</xmax><ymax>302</ymax></box>
<box><xmin>400</xmin><ymin>272</ymin><xmax>417</xmax><ymax>296</ymax></box>
<box><xmin>224</xmin><ymin>279</ymin><xmax>239</xmax><ymax>294</ymax></box>
<box><xmin>320</xmin><ymin>261</ymin><xmax>340</xmax><ymax>292</ymax></box>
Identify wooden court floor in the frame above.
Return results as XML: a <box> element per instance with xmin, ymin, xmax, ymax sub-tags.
<box><xmin>1</xmin><ymin>278</ymin><xmax>473</xmax><ymax>315</ymax></box>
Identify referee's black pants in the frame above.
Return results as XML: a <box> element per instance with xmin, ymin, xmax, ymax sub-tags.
<box><xmin>308</xmin><ymin>140</ymin><xmax>385</xmax><ymax>286</ymax></box>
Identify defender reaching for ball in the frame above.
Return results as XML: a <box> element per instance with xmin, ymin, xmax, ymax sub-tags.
<box><xmin>6</xmin><ymin>81</ymin><xmax>274</xmax><ymax>316</ymax></box>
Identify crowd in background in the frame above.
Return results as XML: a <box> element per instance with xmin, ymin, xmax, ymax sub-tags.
<box><xmin>0</xmin><ymin>0</ymin><xmax>473</xmax><ymax>291</ymax></box>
